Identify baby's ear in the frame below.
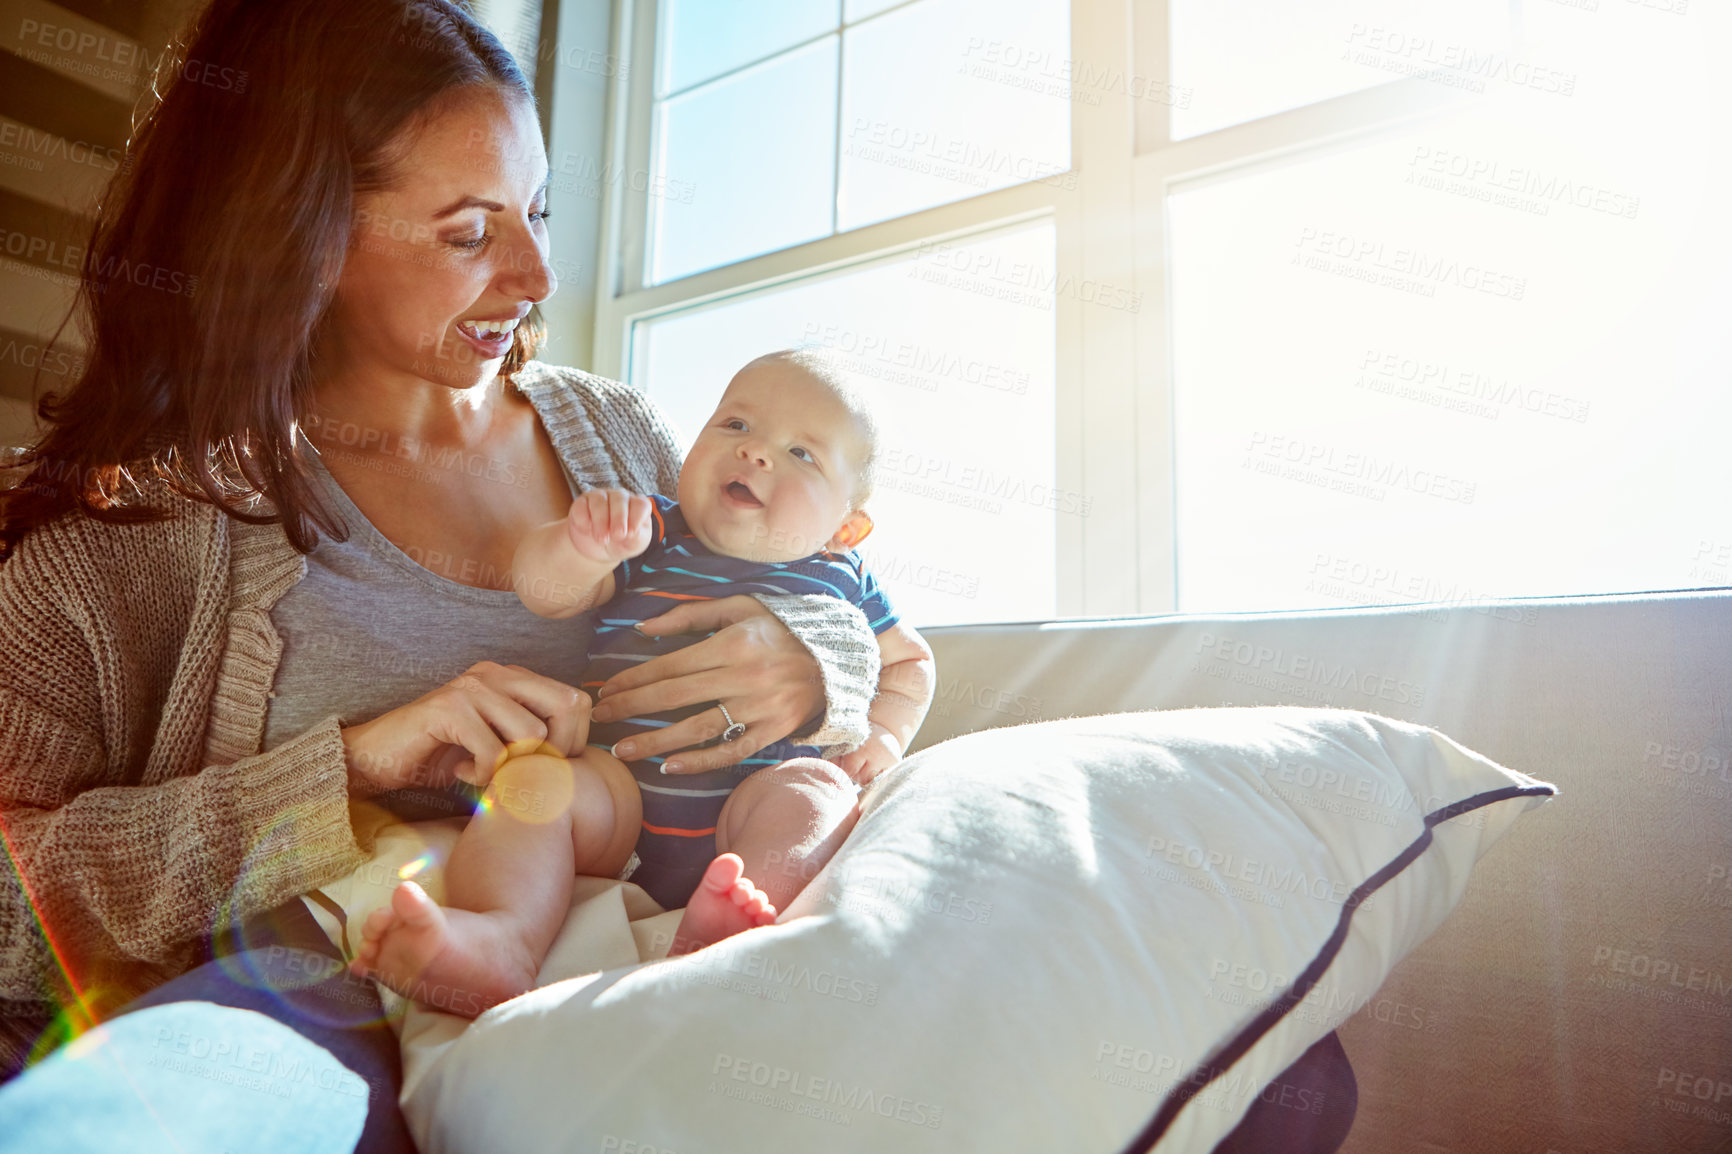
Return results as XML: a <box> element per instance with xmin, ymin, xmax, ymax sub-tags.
<box><xmin>829</xmin><ymin>509</ymin><xmax>873</xmax><ymax>551</ymax></box>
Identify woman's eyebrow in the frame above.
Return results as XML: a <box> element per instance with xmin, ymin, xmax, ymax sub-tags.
<box><xmin>432</xmin><ymin>178</ymin><xmax>551</xmax><ymax>219</ymax></box>
<box><xmin>433</xmin><ymin>194</ymin><xmax>503</xmax><ymax>218</ymax></box>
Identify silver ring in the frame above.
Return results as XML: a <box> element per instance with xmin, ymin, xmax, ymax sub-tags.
<box><xmin>716</xmin><ymin>703</ymin><xmax>747</xmax><ymax>744</ymax></box>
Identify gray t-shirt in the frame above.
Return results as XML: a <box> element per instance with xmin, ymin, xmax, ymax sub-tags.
<box><xmin>261</xmin><ymin>439</ymin><xmax>595</xmax><ymax>752</ymax></box>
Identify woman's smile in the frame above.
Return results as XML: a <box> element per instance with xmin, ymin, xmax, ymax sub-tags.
<box><xmin>454</xmin><ymin>315</ymin><xmax>523</xmax><ymax>356</ymax></box>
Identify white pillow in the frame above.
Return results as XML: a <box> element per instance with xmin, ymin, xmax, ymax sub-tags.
<box><xmin>398</xmin><ymin>707</ymin><xmax>1555</xmax><ymax>1154</ymax></box>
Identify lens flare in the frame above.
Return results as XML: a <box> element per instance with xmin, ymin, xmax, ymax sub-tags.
<box><xmin>0</xmin><ymin>814</ymin><xmax>112</xmax><ymax>1056</ymax></box>
<box><xmin>207</xmin><ymin>811</ymin><xmax>421</xmax><ymax>1031</ymax></box>
<box><xmin>483</xmin><ymin>752</ymin><xmax>576</xmax><ymax>827</ymax></box>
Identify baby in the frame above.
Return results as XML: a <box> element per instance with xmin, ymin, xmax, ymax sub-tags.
<box><xmin>351</xmin><ymin>350</ymin><xmax>935</xmax><ymax>1014</ymax></box>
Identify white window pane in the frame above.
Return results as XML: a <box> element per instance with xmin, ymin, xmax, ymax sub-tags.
<box><xmin>839</xmin><ymin>0</ymin><xmax>1069</xmax><ymax>231</ymax></box>
<box><xmin>631</xmin><ymin>220</ymin><xmax>1059</xmax><ymax>626</ymax></box>
<box><xmin>845</xmin><ymin>0</ymin><xmax>907</xmax><ymax>22</ymax></box>
<box><xmin>657</xmin><ymin>0</ymin><xmax>840</xmax><ymax>96</ymax></box>
<box><xmin>651</xmin><ymin>39</ymin><xmax>838</xmax><ymax>284</ymax></box>
<box><xmin>1169</xmin><ymin>11</ymin><xmax>1732</xmax><ymax>612</ymax></box>
<box><xmin>1170</xmin><ymin>0</ymin><xmax>1509</xmax><ymax>140</ymax></box>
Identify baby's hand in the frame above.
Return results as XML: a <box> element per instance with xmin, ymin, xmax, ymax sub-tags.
<box><xmin>565</xmin><ymin>489</ymin><xmax>654</xmax><ymax>567</ymax></box>
<box><xmin>834</xmin><ymin>725</ymin><xmax>903</xmax><ymax>786</ymax></box>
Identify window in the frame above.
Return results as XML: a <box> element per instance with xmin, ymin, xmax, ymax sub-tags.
<box><xmin>577</xmin><ymin>0</ymin><xmax>1729</xmax><ymax>625</ymax></box>
<box><xmin>1167</xmin><ymin>0</ymin><xmax>1509</xmax><ymax>140</ymax></box>
<box><xmin>644</xmin><ymin>0</ymin><xmax>1069</xmax><ymax>283</ymax></box>
<box><xmin>1165</xmin><ymin>1</ymin><xmax>1729</xmax><ymax>611</ymax></box>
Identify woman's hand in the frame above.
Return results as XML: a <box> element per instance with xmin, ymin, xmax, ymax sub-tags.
<box><xmin>589</xmin><ymin>595</ymin><xmax>824</xmax><ymax>774</ymax></box>
<box><xmin>339</xmin><ymin>661</ymin><xmax>592</xmax><ymax>796</ymax></box>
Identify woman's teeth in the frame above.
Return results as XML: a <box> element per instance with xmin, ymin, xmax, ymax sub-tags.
<box><xmin>458</xmin><ymin>318</ymin><xmax>520</xmax><ymax>341</ymax></box>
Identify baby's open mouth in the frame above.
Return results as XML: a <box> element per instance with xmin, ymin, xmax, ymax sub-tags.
<box><xmin>725</xmin><ymin>481</ymin><xmax>762</xmax><ymax>507</ymax></box>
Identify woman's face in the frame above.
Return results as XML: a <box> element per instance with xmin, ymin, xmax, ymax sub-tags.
<box><xmin>321</xmin><ymin>85</ymin><xmax>554</xmax><ymax>395</ymax></box>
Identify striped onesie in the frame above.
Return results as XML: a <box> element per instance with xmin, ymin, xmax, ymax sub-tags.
<box><xmin>584</xmin><ymin>494</ymin><xmax>899</xmax><ymax>909</ymax></box>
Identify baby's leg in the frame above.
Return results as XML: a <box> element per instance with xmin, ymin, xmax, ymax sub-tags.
<box><xmin>668</xmin><ymin>758</ymin><xmax>860</xmax><ymax>955</ymax></box>
<box><xmin>718</xmin><ymin>758</ymin><xmax>861</xmax><ymax>910</ymax></box>
<box><xmin>351</xmin><ymin>747</ymin><xmax>641</xmax><ymax>1015</ymax></box>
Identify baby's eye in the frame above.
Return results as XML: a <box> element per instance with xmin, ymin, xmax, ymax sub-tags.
<box><xmin>722</xmin><ymin>418</ymin><xmax>747</xmax><ymax>431</ymax></box>
<box><xmin>790</xmin><ymin>446</ymin><xmax>814</xmax><ymax>463</ymax></box>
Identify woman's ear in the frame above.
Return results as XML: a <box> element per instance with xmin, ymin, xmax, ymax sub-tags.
<box><xmin>830</xmin><ymin>509</ymin><xmax>874</xmax><ymax>551</ymax></box>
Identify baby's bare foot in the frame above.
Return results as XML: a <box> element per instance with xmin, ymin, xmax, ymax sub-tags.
<box><xmin>348</xmin><ymin>881</ymin><xmax>539</xmax><ymax>1018</ymax></box>
<box><xmin>668</xmin><ymin>853</ymin><xmax>778</xmax><ymax>956</ymax></box>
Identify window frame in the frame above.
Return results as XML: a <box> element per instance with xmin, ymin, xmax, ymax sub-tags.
<box><xmin>582</xmin><ymin>0</ymin><xmax>1478</xmax><ymax>619</ymax></box>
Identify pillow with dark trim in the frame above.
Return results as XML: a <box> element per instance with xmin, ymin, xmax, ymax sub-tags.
<box><xmin>401</xmin><ymin>707</ymin><xmax>1555</xmax><ymax>1154</ymax></box>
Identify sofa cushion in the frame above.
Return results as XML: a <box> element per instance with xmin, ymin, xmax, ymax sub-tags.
<box><xmin>914</xmin><ymin>591</ymin><xmax>1732</xmax><ymax>1153</ymax></box>
<box><xmin>396</xmin><ymin>707</ymin><xmax>1551</xmax><ymax>1153</ymax></box>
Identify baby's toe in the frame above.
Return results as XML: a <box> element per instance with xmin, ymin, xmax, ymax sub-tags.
<box><xmin>706</xmin><ymin>853</ymin><xmax>746</xmax><ymax>891</ymax></box>
<box><xmin>736</xmin><ymin>886</ymin><xmax>773</xmax><ymax>921</ymax></box>
<box><xmin>390</xmin><ymin>880</ymin><xmax>439</xmax><ymax>926</ymax></box>
<box><xmin>747</xmin><ymin>891</ymin><xmax>779</xmax><ymax>925</ymax></box>
<box><xmin>360</xmin><ymin>906</ymin><xmax>395</xmax><ymax>941</ymax></box>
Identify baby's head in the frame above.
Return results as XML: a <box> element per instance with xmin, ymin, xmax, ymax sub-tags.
<box><xmin>677</xmin><ymin>349</ymin><xmax>878</xmax><ymax>563</ymax></box>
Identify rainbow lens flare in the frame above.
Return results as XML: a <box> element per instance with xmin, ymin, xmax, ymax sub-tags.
<box><xmin>0</xmin><ymin>815</ymin><xmax>127</xmax><ymax>1066</ymax></box>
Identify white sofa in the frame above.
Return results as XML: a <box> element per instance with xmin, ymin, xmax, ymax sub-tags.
<box><xmin>912</xmin><ymin>590</ymin><xmax>1732</xmax><ymax>1154</ymax></box>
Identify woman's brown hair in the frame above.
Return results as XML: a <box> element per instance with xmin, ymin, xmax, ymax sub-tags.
<box><xmin>0</xmin><ymin>0</ymin><xmax>545</xmax><ymax>562</ymax></box>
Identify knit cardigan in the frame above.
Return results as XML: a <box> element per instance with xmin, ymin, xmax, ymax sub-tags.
<box><xmin>0</xmin><ymin>362</ymin><xmax>880</xmax><ymax>1076</ymax></box>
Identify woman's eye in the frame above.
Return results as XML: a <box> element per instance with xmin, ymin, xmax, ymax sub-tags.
<box><xmin>531</xmin><ymin>208</ymin><xmax>552</xmax><ymax>224</ymax></box>
<box><xmin>451</xmin><ymin>234</ymin><xmax>489</xmax><ymax>252</ymax></box>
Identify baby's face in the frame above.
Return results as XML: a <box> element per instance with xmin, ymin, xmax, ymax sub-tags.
<box><xmin>677</xmin><ymin>362</ymin><xmax>869</xmax><ymax>563</ymax></box>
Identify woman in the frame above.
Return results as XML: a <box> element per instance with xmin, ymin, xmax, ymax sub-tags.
<box><xmin>0</xmin><ymin>1</ymin><xmax>877</xmax><ymax>1147</ymax></box>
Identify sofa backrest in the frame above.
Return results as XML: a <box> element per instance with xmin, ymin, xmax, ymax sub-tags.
<box><xmin>914</xmin><ymin>591</ymin><xmax>1732</xmax><ymax>1154</ymax></box>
